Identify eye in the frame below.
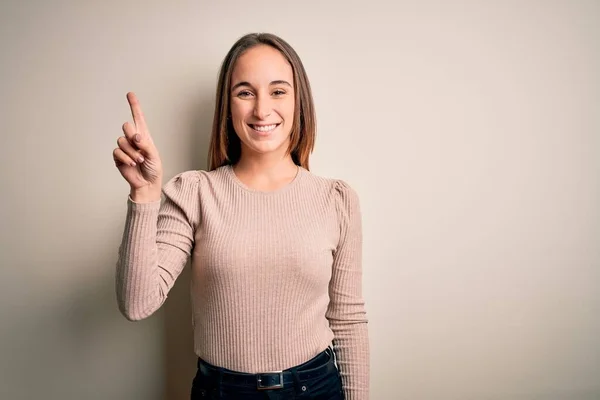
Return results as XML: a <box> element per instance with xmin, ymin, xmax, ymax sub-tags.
<box><xmin>237</xmin><ymin>90</ymin><xmax>253</xmax><ymax>98</ymax></box>
<box><xmin>272</xmin><ymin>89</ymin><xmax>286</xmax><ymax>96</ymax></box>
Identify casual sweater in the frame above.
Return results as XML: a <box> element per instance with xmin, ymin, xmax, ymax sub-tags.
<box><xmin>115</xmin><ymin>164</ymin><xmax>369</xmax><ymax>399</ymax></box>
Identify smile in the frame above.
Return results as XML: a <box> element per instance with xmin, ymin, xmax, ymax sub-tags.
<box><xmin>249</xmin><ymin>123</ymin><xmax>281</xmax><ymax>133</ymax></box>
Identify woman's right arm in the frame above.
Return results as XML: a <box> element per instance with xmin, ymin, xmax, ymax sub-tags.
<box><xmin>112</xmin><ymin>92</ymin><xmax>200</xmax><ymax>321</ymax></box>
<box><xmin>115</xmin><ymin>171</ymin><xmax>200</xmax><ymax>321</ymax></box>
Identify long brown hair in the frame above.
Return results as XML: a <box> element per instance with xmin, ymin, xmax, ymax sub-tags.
<box><xmin>207</xmin><ymin>33</ymin><xmax>316</xmax><ymax>171</ymax></box>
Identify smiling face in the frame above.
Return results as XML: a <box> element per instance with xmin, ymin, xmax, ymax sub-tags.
<box><xmin>229</xmin><ymin>44</ymin><xmax>295</xmax><ymax>159</ymax></box>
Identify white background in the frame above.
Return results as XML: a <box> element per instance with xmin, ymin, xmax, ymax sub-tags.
<box><xmin>1</xmin><ymin>1</ymin><xmax>598</xmax><ymax>399</ymax></box>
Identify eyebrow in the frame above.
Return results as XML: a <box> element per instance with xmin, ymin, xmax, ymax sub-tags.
<box><xmin>230</xmin><ymin>80</ymin><xmax>292</xmax><ymax>92</ymax></box>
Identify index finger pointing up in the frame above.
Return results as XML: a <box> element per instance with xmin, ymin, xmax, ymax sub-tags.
<box><xmin>127</xmin><ymin>92</ymin><xmax>149</xmax><ymax>135</ymax></box>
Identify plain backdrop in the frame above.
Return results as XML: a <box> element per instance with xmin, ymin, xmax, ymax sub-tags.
<box><xmin>1</xmin><ymin>1</ymin><xmax>598</xmax><ymax>399</ymax></box>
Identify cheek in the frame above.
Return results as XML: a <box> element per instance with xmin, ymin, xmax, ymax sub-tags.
<box><xmin>230</xmin><ymin>103</ymin><xmax>249</xmax><ymax>127</ymax></box>
<box><xmin>230</xmin><ymin>101</ymin><xmax>243</xmax><ymax>117</ymax></box>
<box><xmin>281</xmin><ymin>99</ymin><xmax>295</xmax><ymax>121</ymax></box>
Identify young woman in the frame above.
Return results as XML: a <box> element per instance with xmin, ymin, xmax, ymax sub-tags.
<box><xmin>113</xmin><ymin>33</ymin><xmax>369</xmax><ymax>400</ymax></box>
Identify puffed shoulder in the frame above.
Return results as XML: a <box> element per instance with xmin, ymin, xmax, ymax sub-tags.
<box><xmin>163</xmin><ymin>170</ymin><xmax>202</xmax><ymax>199</ymax></box>
<box><xmin>333</xmin><ymin>179</ymin><xmax>362</xmax><ymax>224</ymax></box>
<box><xmin>161</xmin><ymin>170</ymin><xmax>203</xmax><ymax>228</ymax></box>
<box><xmin>333</xmin><ymin>179</ymin><xmax>360</xmax><ymax>207</ymax></box>
<box><xmin>164</xmin><ymin>170</ymin><xmax>202</xmax><ymax>187</ymax></box>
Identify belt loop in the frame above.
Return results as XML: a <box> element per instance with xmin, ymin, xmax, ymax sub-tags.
<box><xmin>290</xmin><ymin>367</ymin><xmax>302</xmax><ymax>393</ymax></box>
<box><xmin>218</xmin><ymin>369</ymin><xmax>223</xmax><ymax>399</ymax></box>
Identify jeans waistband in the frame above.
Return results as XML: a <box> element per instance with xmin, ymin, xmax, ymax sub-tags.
<box><xmin>197</xmin><ymin>347</ymin><xmax>335</xmax><ymax>390</ymax></box>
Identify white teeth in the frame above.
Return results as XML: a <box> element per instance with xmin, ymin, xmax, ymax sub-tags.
<box><xmin>252</xmin><ymin>124</ymin><xmax>277</xmax><ymax>132</ymax></box>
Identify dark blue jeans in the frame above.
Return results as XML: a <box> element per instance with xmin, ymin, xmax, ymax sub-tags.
<box><xmin>191</xmin><ymin>347</ymin><xmax>345</xmax><ymax>399</ymax></box>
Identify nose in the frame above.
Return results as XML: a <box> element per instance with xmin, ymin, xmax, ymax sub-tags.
<box><xmin>253</xmin><ymin>95</ymin><xmax>272</xmax><ymax>120</ymax></box>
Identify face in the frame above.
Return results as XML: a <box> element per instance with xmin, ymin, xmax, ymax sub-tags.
<box><xmin>229</xmin><ymin>45</ymin><xmax>295</xmax><ymax>158</ymax></box>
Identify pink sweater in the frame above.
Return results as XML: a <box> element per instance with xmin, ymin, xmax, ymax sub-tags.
<box><xmin>116</xmin><ymin>164</ymin><xmax>369</xmax><ymax>399</ymax></box>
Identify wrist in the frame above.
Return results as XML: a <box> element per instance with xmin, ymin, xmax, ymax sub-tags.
<box><xmin>130</xmin><ymin>185</ymin><xmax>161</xmax><ymax>203</ymax></box>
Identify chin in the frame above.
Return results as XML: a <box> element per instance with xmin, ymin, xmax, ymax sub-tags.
<box><xmin>248</xmin><ymin>141</ymin><xmax>287</xmax><ymax>154</ymax></box>
<box><xmin>240</xmin><ymin>134</ymin><xmax>291</xmax><ymax>156</ymax></box>
<box><xmin>238</xmin><ymin>129</ymin><xmax>291</xmax><ymax>155</ymax></box>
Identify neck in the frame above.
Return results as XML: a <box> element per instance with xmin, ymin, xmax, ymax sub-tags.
<box><xmin>232</xmin><ymin>148</ymin><xmax>299</xmax><ymax>191</ymax></box>
<box><xmin>234</xmin><ymin>149</ymin><xmax>297</xmax><ymax>177</ymax></box>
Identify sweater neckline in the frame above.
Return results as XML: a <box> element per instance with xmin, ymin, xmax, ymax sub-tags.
<box><xmin>225</xmin><ymin>164</ymin><xmax>305</xmax><ymax>195</ymax></box>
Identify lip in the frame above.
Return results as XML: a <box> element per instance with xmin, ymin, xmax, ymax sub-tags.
<box><xmin>248</xmin><ymin>123</ymin><xmax>282</xmax><ymax>127</ymax></box>
<box><xmin>248</xmin><ymin>122</ymin><xmax>281</xmax><ymax>135</ymax></box>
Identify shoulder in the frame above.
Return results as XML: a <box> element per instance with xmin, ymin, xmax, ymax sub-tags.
<box><xmin>165</xmin><ymin>165</ymin><xmax>232</xmax><ymax>188</ymax></box>
<box><xmin>331</xmin><ymin>179</ymin><xmax>361</xmax><ymax>224</ymax></box>
<box><xmin>164</xmin><ymin>170</ymin><xmax>203</xmax><ymax>193</ymax></box>
<box><xmin>301</xmin><ymin>169</ymin><xmax>361</xmax><ymax>220</ymax></box>
<box><xmin>302</xmin><ymin>169</ymin><xmax>360</xmax><ymax>203</ymax></box>
<box><xmin>161</xmin><ymin>170</ymin><xmax>206</xmax><ymax>213</ymax></box>
<box><xmin>332</xmin><ymin>179</ymin><xmax>359</xmax><ymax>204</ymax></box>
<box><xmin>163</xmin><ymin>165</ymin><xmax>235</xmax><ymax>199</ymax></box>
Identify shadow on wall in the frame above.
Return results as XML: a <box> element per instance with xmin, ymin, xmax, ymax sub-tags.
<box><xmin>163</xmin><ymin>89</ymin><xmax>214</xmax><ymax>400</ymax></box>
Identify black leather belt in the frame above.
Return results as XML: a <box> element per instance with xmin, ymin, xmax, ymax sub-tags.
<box><xmin>197</xmin><ymin>347</ymin><xmax>334</xmax><ymax>390</ymax></box>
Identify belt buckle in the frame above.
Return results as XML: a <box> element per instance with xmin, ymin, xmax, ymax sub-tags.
<box><xmin>257</xmin><ymin>371</ymin><xmax>284</xmax><ymax>390</ymax></box>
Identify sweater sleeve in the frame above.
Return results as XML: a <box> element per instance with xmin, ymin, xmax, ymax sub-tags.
<box><xmin>327</xmin><ymin>180</ymin><xmax>370</xmax><ymax>400</ymax></box>
<box><xmin>115</xmin><ymin>170</ymin><xmax>201</xmax><ymax>321</ymax></box>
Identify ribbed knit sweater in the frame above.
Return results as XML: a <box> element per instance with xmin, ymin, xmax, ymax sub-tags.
<box><xmin>115</xmin><ymin>164</ymin><xmax>369</xmax><ymax>399</ymax></box>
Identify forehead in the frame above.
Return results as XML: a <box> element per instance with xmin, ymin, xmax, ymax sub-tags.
<box><xmin>231</xmin><ymin>45</ymin><xmax>293</xmax><ymax>84</ymax></box>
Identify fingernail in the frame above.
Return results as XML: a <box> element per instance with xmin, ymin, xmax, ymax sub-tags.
<box><xmin>138</xmin><ymin>156</ymin><xmax>144</xmax><ymax>163</ymax></box>
<box><xmin>130</xmin><ymin>162</ymin><xmax>136</xmax><ymax>167</ymax></box>
<box><xmin>134</xmin><ymin>134</ymin><xmax>141</xmax><ymax>142</ymax></box>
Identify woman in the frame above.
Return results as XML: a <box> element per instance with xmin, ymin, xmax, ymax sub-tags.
<box><xmin>113</xmin><ymin>33</ymin><xmax>369</xmax><ymax>399</ymax></box>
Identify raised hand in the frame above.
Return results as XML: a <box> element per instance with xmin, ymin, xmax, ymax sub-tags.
<box><xmin>113</xmin><ymin>92</ymin><xmax>163</xmax><ymax>202</ymax></box>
